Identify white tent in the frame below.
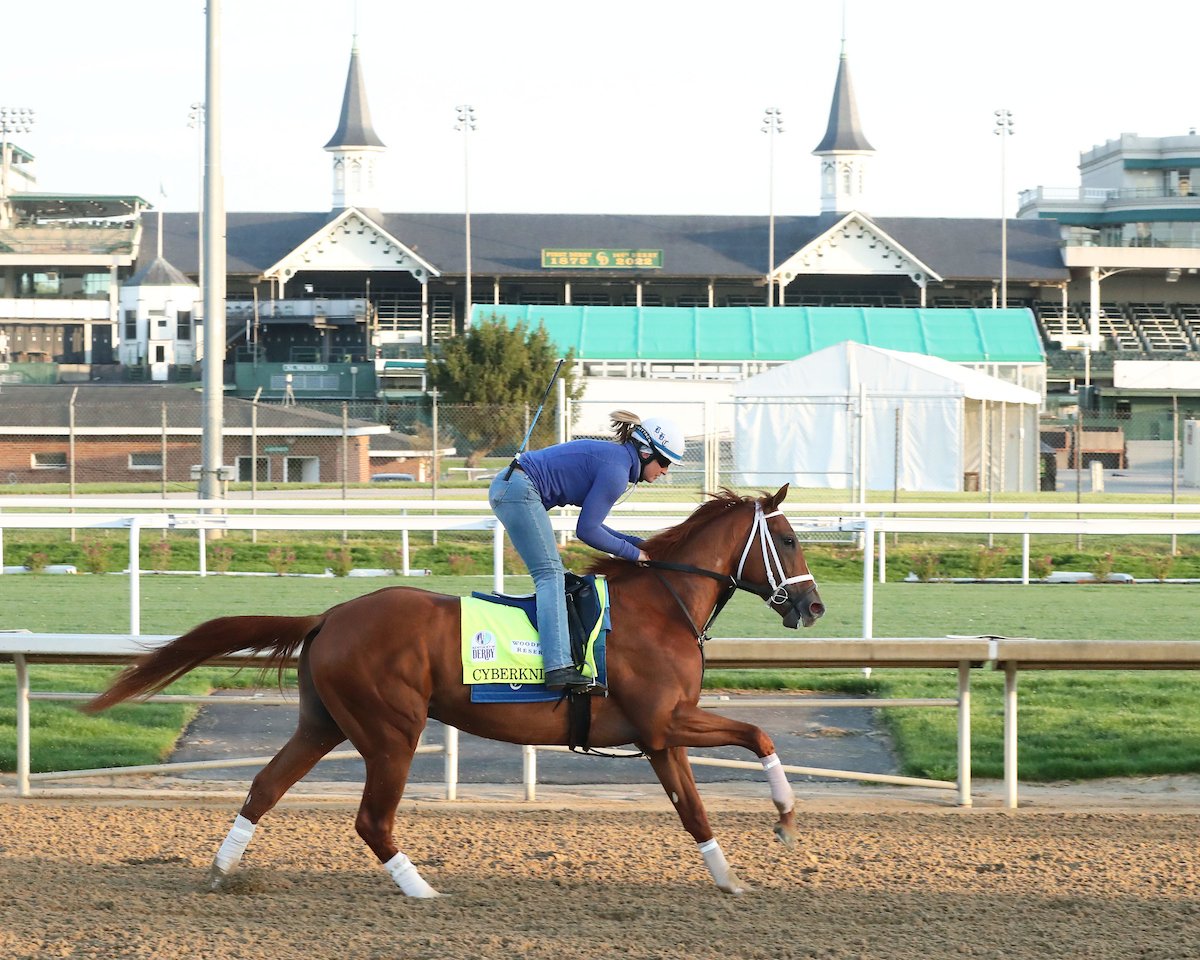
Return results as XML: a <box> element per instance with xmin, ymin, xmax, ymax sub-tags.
<box><xmin>732</xmin><ymin>341</ymin><xmax>1042</xmax><ymax>494</ymax></box>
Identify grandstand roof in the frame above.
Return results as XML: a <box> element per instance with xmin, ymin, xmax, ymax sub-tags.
<box><xmin>142</xmin><ymin>211</ymin><xmax>1068</xmax><ymax>284</ymax></box>
<box><xmin>477</xmin><ymin>305</ymin><xmax>1046</xmax><ymax>364</ymax></box>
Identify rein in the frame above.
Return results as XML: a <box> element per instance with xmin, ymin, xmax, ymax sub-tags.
<box><xmin>641</xmin><ymin>501</ymin><xmax>817</xmax><ymax>644</ymax></box>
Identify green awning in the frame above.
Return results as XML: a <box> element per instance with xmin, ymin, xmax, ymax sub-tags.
<box><xmin>475</xmin><ymin>305</ymin><xmax>1045</xmax><ymax>364</ymax></box>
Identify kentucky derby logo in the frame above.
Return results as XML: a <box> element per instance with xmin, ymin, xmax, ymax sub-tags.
<box><xmin>471</xmin><ymin>630</ymin><xmax>497</xmax><ymax>662</ymax></box>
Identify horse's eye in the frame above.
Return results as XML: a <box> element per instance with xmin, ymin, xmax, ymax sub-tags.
<box><xmin>781</xmin><ymin>537</ymin><xmax>795</xmax><ymax>547</ymax></box>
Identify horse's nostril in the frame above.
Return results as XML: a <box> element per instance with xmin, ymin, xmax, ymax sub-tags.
<box><xmin>810</xmin><ymin>602</ymin><xmax>825</xmax><ymax>618</ymax></box>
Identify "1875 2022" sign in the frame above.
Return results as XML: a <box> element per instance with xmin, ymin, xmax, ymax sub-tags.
<box><xmin>541</xmin><ymin>248</ymin><xmax>663</xmax><ymax>269</ymax></box>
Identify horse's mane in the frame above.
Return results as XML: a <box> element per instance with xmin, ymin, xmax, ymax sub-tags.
<box><xmin>588</xmin><ymin>489</ymin><xmax>757</xmax><ymax>582</ymax></box>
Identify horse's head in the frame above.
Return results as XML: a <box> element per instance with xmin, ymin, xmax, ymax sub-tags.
<box><xmin>739</xmin><ymin>484</ymin><xmax>825</xmax><ymax>629</ymax></box>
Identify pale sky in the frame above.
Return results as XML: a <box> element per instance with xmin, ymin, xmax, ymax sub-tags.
<box><xmin>4</xmin><ymin>0</ymin><xmax>1198</xmax><ymax>219</ymax></box>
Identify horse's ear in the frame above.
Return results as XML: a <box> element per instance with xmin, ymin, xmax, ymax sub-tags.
<box><xmin>767</xmin><ymin>484</ymin><xmax>789</xmax><ymax>509</ymax></box>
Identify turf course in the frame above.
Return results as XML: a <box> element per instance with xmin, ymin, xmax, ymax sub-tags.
<box><xmin>2</xmin><ymin>574</ymin><xmax>1199</xmax><ymax>781</ymax></box>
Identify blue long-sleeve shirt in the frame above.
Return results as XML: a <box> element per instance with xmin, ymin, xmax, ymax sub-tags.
<box><xmin>516</xmin><ymin>439</ymin><xmax>643</xmax><ymax>561</ymax></box>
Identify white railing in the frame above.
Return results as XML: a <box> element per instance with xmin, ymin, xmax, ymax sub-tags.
<box><xmin>2</xmin><ymin>632</ymin><xmax>981</xmax><ymax>805</ymax></box>
<box><xmin>4</xmin><ymin>498</ymin><xmax>1199</xmax><ymax>636</ymax></box>
<box><xmin>3</xmin><ymin>499</ymin><xmax>1200</xmax><ymax>809</ymax></box>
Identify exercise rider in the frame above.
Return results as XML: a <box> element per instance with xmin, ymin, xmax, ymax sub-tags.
<box><xmin>487</xmin><ymin>410</ymin><xmax>685</xmax><ymax>691</ymax></box>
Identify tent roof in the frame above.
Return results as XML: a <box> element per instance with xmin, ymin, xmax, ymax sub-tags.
<box><xmin>485</xmin><ymin>305</ymin><xmax>1045</xmax><ymax>364</ymax></box>
<box><xmin>732</xmin><ymin>341</ymin><xmax>1041</xmax><ymax>405</ymax></box>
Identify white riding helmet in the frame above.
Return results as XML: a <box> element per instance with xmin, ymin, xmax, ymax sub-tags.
<box><xmin>633</xmin><ymin>416</ymin><xmax>686</xmax><ymax>465</ymax></box>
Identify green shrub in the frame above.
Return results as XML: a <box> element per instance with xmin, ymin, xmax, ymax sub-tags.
<box><xmin>325</xmin><ymin>546</ymin><xmax>354</xmax><ymax>577</ymax></box>
<box><xmin>911</xmin><ymin>553</ymin><xmax>941</xmax><ymax>582</ymax></box>
<box><xmin>25</xmin><ymin>550</ymin><xmax>49</xmax><ymax>573</ymax></box>
<box><xmin>1091</xmin><ymin>551</ymin><xmax>1115</xmax><ymax>583</ymax></box>
<box><xmin>79</xmin><ymin>539</ymin><xmax>113</xmax><ymax>574</ymax></box>
<box><xmin>209</xmin><ymin>543</ymin><xmax>234</xmax><ymax>573</ymax></box>
<box><xmin>971</xmin><ymin>545</ymin><xmax>1008</xmax><ymax>580</ymax></box>
<box><xmin>267</xmin><ymin>546</ymin><xmax>296</xmax><ymax>576</ymax></box>
<box><xmin>1030</xmin><ymin>554</ymin><xmax>1054</xmax><ymax>580</ymax></box>
<box><xmin>149</xmin><ymin>538</ymin><xmax>172</xmax><ymax>571</ymax></box>
<box><xmin>1148</xmin><ymin>553</ymin><xmax>1175</xmax><ymax>582</ymax></box>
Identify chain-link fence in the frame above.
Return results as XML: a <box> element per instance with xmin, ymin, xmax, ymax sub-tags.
<box><xmin>3</xmin><ymin>390</ymin><xmax>1196</xmax><ymax>502</ymax></box>
<box><xmin>3</xmin><ymin>388</ymin><xmax>1199</xmax><ymax>576</ymax></box>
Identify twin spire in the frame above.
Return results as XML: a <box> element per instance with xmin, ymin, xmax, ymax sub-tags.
<box><xmin>322</xmin><ymin>39</ymin><xmax>872</xmax><ymax>216</ymax></box>
<box><xmin>812</xmin><ymin>43</ymin><xmax>875</xmax><ymax>215</ymax></box>
<box><xmin>325</xmin><ymin>41</ymin><xmax>385</xmax><ymax>212</ymax></box>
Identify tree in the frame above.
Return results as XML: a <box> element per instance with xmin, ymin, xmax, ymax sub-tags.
<box><xmin>426</xmin><ymin>316</ymin><xmax>583</xmax><ymax>466</ymax></box>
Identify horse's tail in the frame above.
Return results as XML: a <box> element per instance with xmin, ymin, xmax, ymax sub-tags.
<box><xmin>82</xmin><ymin>614</ymin><xmax>325</xmax><ymax>714</ymax></box>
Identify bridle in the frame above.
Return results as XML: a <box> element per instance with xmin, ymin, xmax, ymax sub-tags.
<box><xmin>641</xmin><ymin>500</ymin><xmax>818</xmax><ymax>644</ymax></box>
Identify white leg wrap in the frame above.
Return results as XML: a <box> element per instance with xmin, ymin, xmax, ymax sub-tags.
<box><xmin>698</xmin><ymin>838</ymin><xmax>744</xmax><ymax>894</ymax></box>
<box><xmin>213</xmin><ymin>814</ymin><xmax>256</xmax><ymax>874</ymax></box>
<box><xmin>383</xmin><ymin>852</ymin><xmax>440</xmax><ymax>898</ymax></box>
<box><xmin>761</xmin><ymin>753</ymin><xmax>794</xmax><ymax>814</ymax></box>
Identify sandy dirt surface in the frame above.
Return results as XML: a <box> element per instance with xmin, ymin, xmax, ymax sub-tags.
<box><xmin>2</xmin><ymin>781</ymin><xmax>1199</xmax><ymax>960</ymax></box>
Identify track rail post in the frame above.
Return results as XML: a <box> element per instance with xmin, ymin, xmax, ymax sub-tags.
<box><xmin>15</xmin><ymin>653</ymin><xmax>30</xmax><ymax>797</ymax></box>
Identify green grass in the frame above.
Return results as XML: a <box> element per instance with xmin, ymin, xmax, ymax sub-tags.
<box><xmin>3</xmin><ymin>573</ymin><xmax>1200</xmax><ymax>782</ymax></box>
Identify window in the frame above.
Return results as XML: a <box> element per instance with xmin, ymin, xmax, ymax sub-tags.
<box><xmin>32</xmin><ymin>452</ymin><xmax>67</xmax><ymax>470</ymax></box>
<box><xmin>82</xmin><ymin>272</ymin><xmax>111</xmax><ymax>296</ymax></box>
<box><xmin>154</xmin><ymin>345</ymin><xmax>166</xmax><ymax>363</ymax></box>
<box><xmin>32</xmin><ymin>272</ymin><xmax>60</xmax><ymax>295</ymax></box>
<box><xmin>124</xmin><ymin>310</ymin><xmax>138</xmax><ymax>340</ymax></box>
<box><xmin>129</xmin><ymin>452</ymin><xmax>163</xmax><ymax>472</ymax></box>
<box><xmin>177</xmin><ymin>310</ymin><xmax>192</xmax><ymax>341</ymax></box>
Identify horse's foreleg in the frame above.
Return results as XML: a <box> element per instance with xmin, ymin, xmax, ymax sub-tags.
<box><xmin>655</xmin><ymin>705</ymin><xmax>798</xmax><ymax>848</ymax></box>
<box><xmin>645</xmin><ymin>746</ymin><xmax>747</xmax><ymax>895</ymax></box>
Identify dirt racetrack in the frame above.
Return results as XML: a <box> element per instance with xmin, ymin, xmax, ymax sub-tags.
<box><xmin>2</xmin><ymin>787</ymin><xmax>1199</xmax><ymax>960</ymax></box>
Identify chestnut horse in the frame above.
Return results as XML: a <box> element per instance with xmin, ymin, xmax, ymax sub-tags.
<box><xmin>85</xmin><ymin>485</ymin><xmax>823</xmax><ymax>897</ymax></box>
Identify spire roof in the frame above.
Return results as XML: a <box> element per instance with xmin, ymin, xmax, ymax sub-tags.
<box><xmin>813</xmin><ymin>52</ymin><xmax>874</xmax><ymax>154</ymax></box>
<box><xmin>324</xmin><ymin>43</ymin><xmax>385</xmax><ymax>150</ymax></box>
<box><xmin>127</xmin><ymin>255</ymin><xmax>195</xmax><ymax>287</ymax></box>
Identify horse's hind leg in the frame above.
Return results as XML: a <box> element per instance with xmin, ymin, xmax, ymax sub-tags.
<box><xmin>321</xmin><ymin>684</ymin><xmax>440</xmax><ymax>897</ymax></box>
<box><xmin>355</xmin><ymin>747</ymin><xmax>440</xmax><ymax>898</ymax></box>
<box><xmin>209</xmin><ymin>659</ymin><xmax>345</xmax><ymax>890</ymax></box>
<box><xmin>645</xmin><ymin>746</ymin><xmax>747</xmax><ymax>895</ymax></box>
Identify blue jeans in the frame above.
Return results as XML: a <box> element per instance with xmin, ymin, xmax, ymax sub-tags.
<box><xmin>488</xmin><ymin>469</ymin><xmax>572</xmax><ymax>672</ymax></box>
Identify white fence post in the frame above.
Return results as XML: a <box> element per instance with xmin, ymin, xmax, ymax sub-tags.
<box><xmin>128</xmin><ymin>518</ymin><xmax>142</xmax><ymax>635</ymax></box>
<box><xmin>1004</xmin><ymin>662</ymin><xmax>1019</xmax><ymax>809</ymax></box>
<box><xmin>444</xmin><ymin>725</ymin><xmax>459</xmax><ymax>801</ymax></box>
<box><xmin>862</xmin><ymin>518</ymin><xmax>875</xmax><ymax>640</ymax></box>
<box><xmin>15</xmin><ymin>652</ymin><xmax>30</xmax><ymax>797</ymax></box>
<box><xmin>523</xmin><ymin>744</ymin><xmax>537</xmax><ymax>801</ymax></box>
<box><xmin>492</xmin><ymin>518</ymin><xmax>505</xmax><ymax>593</ymax></box>
<box><xmin>957</xmin><ymin>661</ymin><xmax>972</xmax><ymax>807</ymax></box>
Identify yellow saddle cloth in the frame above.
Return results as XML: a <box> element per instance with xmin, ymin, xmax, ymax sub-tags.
<box><xmin>459</xmin><ymin>578</ymin><xmax>608</xmax><ymax>686</ymax></box>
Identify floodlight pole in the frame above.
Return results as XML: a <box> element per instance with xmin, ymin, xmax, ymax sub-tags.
<box><xmin>762</xmin><ymin>108</ymin><xmax>784</xmax><ymax>306</ymax></box>
<box><xmin>200</xmin><ymin>0</ymin><xmax>226</xmax><ymax>501</ymax></box>
<box><xmin>994</xmin><ymin>109</ymin><xmax>1015</xmax><ymax>309</ymax></box>
<box><xmin>455</xmin><ymin>105</ymin><xmax>476</xmax><ymax>329</ymax></box>
<box><xmin>0</xmin><ymin>107</ymin><xmax>35</xmax><ymax>230</ymax></box>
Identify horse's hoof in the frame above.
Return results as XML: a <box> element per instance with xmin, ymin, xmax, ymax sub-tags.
<box><xmin>773</xmin><ymin>822</ymin><xmax>798</xmax><ymax>848</ymax></box>
<box><xmin>208</xmin><ymin>865</ymin><xmax>230</xmax><ymax>892</ymax></box>
<box><xmin>718</xmin><ymin>870</ymin><xmax>751</xmax><ymax>895</ymax></box>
